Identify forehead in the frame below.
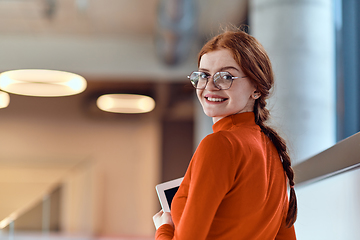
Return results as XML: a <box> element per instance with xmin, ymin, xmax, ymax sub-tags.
<box><xmin>199</xmin><ymin>49</ymin><xmax>239</xmax><ymax>70</ymax></box>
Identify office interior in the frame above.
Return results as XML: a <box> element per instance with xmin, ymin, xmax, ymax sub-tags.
<box><xmin>0</xmin><ymin>0</ymin><xmax>359</xmax><ymax>239</ymax></box>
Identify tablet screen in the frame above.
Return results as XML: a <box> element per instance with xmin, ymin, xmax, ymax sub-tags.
<box><xmin>164</xmin><ymin>186</ymin><xmax>179</xmax><ymax>210</ymax></box>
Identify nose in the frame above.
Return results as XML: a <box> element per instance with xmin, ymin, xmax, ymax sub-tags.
<box><xmin>205</xmin><ymin>76</ymin><xmax>219</xmax><ymax>90</ymax></box>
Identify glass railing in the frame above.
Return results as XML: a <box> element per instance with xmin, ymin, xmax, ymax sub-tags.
<box><xmin>0</xmin><ymin>158</ymin><xmax>84</xmax><ymax>240</ymax></box>
<box><xmin>0</xmin><ymin>187</ymin><xmax>61</xmax><ymax>239</ymax></box>
<box><xmin>0</xmin><ymin>158</ymin><xmax>154</xmax><ymax>240</ymax></box>
<box><xmin>293</xmin><ymin>131</ymin><xmax>360</xmax><ymax>186</ymax></box>
<box><xmin>293</xmin><ymin>131</ymin><xmax>360</xmax><ymax>240</ymax></box>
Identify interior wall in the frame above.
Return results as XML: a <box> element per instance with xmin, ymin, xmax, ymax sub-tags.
<box><xmin>295</xmin><ymin>168</ymin><xmax>360</xmax><ymax>240</ymax></box>
<box><xmin>0</xmin><ymin>90</ymin><xmax>162</xmax><ymax>237</ymax></box>
<box><xmin>161</xmin><ymin>120</ymin><xmax>194</xmax><ymax>183</ymax></box>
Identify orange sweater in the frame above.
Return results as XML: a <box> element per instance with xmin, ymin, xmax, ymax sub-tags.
<box><xmin>155</xmin><ymin>112</ymin><xmax>296</xmax><ymax>240</ymax></box>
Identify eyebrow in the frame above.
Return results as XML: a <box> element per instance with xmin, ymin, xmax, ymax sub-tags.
<box><xmin>198</xmin><ymin>66</ymin><xmax>240</xmax><ymax>73</ymax></box>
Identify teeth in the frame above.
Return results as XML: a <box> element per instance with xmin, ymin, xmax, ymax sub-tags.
<box><xmin>207</xmin><ymin>97</ymin><xmax>225</xmax><ymax>102</ymax></box>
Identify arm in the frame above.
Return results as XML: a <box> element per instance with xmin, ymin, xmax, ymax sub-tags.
<box><xmin>155</xmin><ymin>133</ymin><xmax>238</xmax><ymax>240</ymax></box>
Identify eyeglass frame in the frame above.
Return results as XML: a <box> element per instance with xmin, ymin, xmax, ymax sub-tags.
<box><xmin>187</xmin><ymin>71</ymin><xmax>248</xmax><ymax>90</ymax></box>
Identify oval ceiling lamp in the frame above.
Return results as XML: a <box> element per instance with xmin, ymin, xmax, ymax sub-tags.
<box><xmin>0</xmin><ymin>69</ymin><xmax>87</xmax><ymax>97</ymax></box>
<box><xmin>97</xmin><ymin>94</ymin><xmax>156</xmax><ymax>114</ymax></box>
<box><xmin>0</xmin><ymin>91</ymin><xmax>10</xmax><ymax>109</ymax></box>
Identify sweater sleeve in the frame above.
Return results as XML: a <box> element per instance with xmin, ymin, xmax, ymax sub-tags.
<box><xmin>155</xmin><ymin>132</ymin><xmax>238</xmax><ymax>240</ymax></box>
<box><xmin>156</xmin><ymin>224</ymin><xmax>175</xmax><ymax>240</ymax></box>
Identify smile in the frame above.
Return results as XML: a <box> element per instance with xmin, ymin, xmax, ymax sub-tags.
<box><xmin>205</xmin><ymin>97</ymin><xmax>227</xmax><ymax>102</ymax></box>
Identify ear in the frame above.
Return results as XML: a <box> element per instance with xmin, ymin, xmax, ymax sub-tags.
<box><xmin>252</xmin><ymin>90</ymin><xmax>261</xmax><ymax>100</ymax></box>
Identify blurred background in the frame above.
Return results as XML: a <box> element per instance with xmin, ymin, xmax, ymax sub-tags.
<box><xmin>0</xmin><ymin>0</ymin><xmax>359</xmax><ymax>239</ymax></box>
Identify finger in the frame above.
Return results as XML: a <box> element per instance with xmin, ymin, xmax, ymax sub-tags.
<box><xmin>153</xmin><ymin>209</ymin><xmax>163</xmax><ymax>220</ymax></box>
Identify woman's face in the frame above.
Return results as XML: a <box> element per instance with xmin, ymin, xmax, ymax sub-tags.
<box><xmin>197</xmin><ymin>48</ymin><xmax>259</xmax><ymax>123</ymax></box>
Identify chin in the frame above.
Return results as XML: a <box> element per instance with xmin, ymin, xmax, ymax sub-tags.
<box><xmin>203</xmin><ymin>109</ymin><xmax>217</xmax><ymax>117</ymax></box>
<box><xmin>204</xmin><ymin>112</ymin><xmax>223</xmax><ymax>119</ymax></box>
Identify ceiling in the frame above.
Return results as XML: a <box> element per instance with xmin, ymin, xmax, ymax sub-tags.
<box><xmin>0</xmin><ymin>0</ymin><xmax>248</xmax><ymax>81</ymax></box>
<box><xmin>0</xmin><ymin>0</ymin><xmax>157</xmax><ymax>36</ymax></box>
<box><xmin>0</xmin><ymin>0</ymin><xmax>247</xmax><ymax>37</ymax></box>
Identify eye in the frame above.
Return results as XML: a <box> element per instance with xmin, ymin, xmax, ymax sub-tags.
<box><xmin>199</xmin><ymin>72</ymin><xmax>210</xmax><ymax>79</ymax></box>
<box><xmin>222</xmin><ymin>73</ymin><xmax>233</xmax><ymax>80</ymax></box>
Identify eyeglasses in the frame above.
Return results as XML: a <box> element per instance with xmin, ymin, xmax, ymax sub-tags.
<box><xmin>187</xmin><ymin>71</ymin><xmax>247</xmax><ymax>90</ymax></box>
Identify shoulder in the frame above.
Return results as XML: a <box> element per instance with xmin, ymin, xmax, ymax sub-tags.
<box><xmin>193</xmin><ymin>132</ymin><xmax>234</xmax><ymax>162</ymax></box>
<box><xmin>201</xmin><ymin>129</ymin><xmax>251</xmax><ymax>149</ymax></box>
<box><xmin>196</xmin><ymin>130</ymin><xmax>246</xmax><ymax>161</ymax></box>
<box><xmin>190</xmin><ymin>132</ymin><xmax>239</xmax><ymax>181</ymax></box>
<box><xmin>202</xmin><ymin>131</ymin><xmax>231</xmax><ymax>145</ymax></box>
<box><xmin>199</xmin><ymin>131</ymin><xmax>235</xmax><ymax>150</ymax></box>
<box><xmin>198</xmin><ymin>127</ymin><xmax>263</xmax><ymax>158</ymax></box>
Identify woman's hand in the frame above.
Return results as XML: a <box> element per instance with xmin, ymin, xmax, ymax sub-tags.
<box><xmin>153</xmin><ymin>210</ymin><xmax>174</xmax><ymax>230</ymax></box>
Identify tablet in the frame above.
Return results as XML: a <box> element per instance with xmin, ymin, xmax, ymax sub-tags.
<box><xmin>155</xmin><ymin>177</ymin><xmax>184</xmax><ymax>212</ymax></box>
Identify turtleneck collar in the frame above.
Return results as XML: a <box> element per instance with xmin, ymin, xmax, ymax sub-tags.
<box><xmin>212</xmin><ymin>112</ymin><xmax>259</xmax><ymax>133</ymax></box>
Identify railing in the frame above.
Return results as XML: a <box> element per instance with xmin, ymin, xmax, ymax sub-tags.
<box><xmin>293</xmin><ymin>131</ymin><xmax>360</xmax><ymax>240</ymax></box>
<box><xmin>0</xmin><ymin>186</ymin><xmax>60</xmax><ymax>237</ymax></box>
<box><xmin>293</xmin><ymin>131</ymin><xmax>360</xmax><ymax>186</ymax></box>
<box><xmin>0</xmin><ymin>158</ymin><xmax>155</xmax><ymax>240</ymax></box>
<box><xmin>0</xmin><ymin>157</ymin><xmax>88</xmax><ymax>240</ymax></box>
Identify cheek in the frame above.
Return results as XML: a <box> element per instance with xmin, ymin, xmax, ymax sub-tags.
<box><xmin>196</xmin><ymin>89</ymin><xmax>203</xmax><ymax>102</ymax></box>
<box><xmin>228</xmin><ymin>89</ymin><xmax>253</xmax><ymax>107</ymax></box>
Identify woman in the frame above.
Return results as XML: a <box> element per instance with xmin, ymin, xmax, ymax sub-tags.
<box><xmin>153</xmin><ymin>29</ymin><xmax>297</xmax><ymax>239</ymax></box>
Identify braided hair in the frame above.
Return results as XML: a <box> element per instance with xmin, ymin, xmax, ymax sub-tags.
<box><xmin>198</xmin><ymin>28</ymin><xmax>297</xmax><ymax>227</ymax></box>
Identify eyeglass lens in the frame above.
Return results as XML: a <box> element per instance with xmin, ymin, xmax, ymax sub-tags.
<box><xmin>189</xmin><ymin>72</ymin><xmax>234</xmax><ymax>90</ymax></box>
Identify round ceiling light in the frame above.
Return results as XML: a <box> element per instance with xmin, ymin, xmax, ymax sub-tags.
<box><xmin>0</xmin><ymin>69</ymin><xmax>87</xmax><ymax>97</ymax></box>
<box><xmin>96</xmin><ymin>94</ymin><xmax>156</xmax><ymax>114</ymax></box>
<box><xmin>0</xmin><ymin>91</ymin><xmax>10</xmax><ymax>109</ymax></box>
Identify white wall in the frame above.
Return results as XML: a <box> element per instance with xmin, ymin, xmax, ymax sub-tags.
<box><xmin>295</xmin><ymin>168</ymin><xmax>360</xmax><ymax>240</ymax></box>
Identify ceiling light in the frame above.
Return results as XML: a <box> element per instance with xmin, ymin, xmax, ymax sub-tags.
<box><xmin>97</xmin><ymin>94</ymin><xmax>156</xmax><ymax>114</ymax></box>
<box><xmin>0</xmin><ymin>69</ymin><xmax>87</xmax><ymax>97</ymax></box>
<box><xmin>0</xmin><ymin>91</ymin><xmax>10</xmax><ymax>108</ymax></box>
